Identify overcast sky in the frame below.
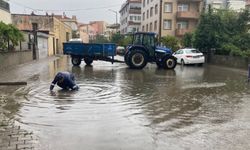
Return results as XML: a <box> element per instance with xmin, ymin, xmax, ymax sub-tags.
<box><xmin>8</xmin><ymin>0</ymin><xmax>124</xmax><ymax>24</ymax></box>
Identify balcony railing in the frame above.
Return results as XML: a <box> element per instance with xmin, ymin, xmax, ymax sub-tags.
<box><xmin>177</xmin><ymin>0</ymin><xmax>202</xmax><ymax>2</ymax></box>
<box><xmin>0</xmin><ymin>0</ymin><xmax>10</xmax><ymax>12</ymax></box>
<box><xmin>177</xmin><ymin>11</ymin><xmax>200</xmax><ymax>19</ymax></box>
<box><xmin>246</xmin><ymin>0</ymin><xmax>250</xmax><ymax>6</ymax></box>
<box><xmin>175</xmin><ymin>28</ymin><xmax>192</xmax><ymax>36</ymax></box>
<box><xmin>129</xmin><ymin>8</ymin><xmax>141</xmax><ymax>14</ymax></box>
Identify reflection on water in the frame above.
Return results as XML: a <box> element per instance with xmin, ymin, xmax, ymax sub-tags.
<box><xmin>3</xmin><ymin>57</ymin><xmax>250</xmax><ymax>150</ymax></box>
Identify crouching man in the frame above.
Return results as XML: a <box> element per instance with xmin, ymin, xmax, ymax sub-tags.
<box><xmin>50</xmin><ymin>72</ymin><xmax>79</xmax><ymax>91</ymax></box>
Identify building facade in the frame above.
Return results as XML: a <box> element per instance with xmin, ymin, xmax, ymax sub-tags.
<box><xmin>206</xmin><ymin>0</ymin><xmax>246</xmax><ymax>11</ymax></box>
<box><xmin>246</xmin><ymin>0</ymin><xmax>250</xmax><ymax>10</ymax></box>
<box><xmin>120</xmin><ymin>0</ymin><xmax>142</xmax><ymax>34</ymax></box>
<box><xmin>141</xmin><ymin>0</ymin><xmax>203</xmax><ymax>38</ymax></box>
<box><xmin>54</xmin><ymin>14</ymin><xmax>79</xmax><ymax>38</ymax></box>
<box><xmin>0</xmin><ymin>0</ymin><xmax>11</xmax><ymax>24</ymax></box>
<box><xmin>78</xmin><ymin>23</ymin><xmax>97</xmax><ymax>43</ymax></box>
<box><xmin>12</xmin><ymin>14</ymin><xmax>72</xmax><ymax>56</ymax></box>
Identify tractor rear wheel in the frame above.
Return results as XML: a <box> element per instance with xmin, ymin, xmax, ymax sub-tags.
<box><xmin>162</xmin><ymin>56</ymin><xmax>177</xmax><ymax>69</ymax></box>
<box><xmin>127</xmin><ymin>50</ymin><xmax>148</xmax><ymax>69</ymax></box>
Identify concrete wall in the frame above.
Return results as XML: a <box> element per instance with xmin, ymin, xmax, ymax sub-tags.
<box><xmin>210</xmin><ymin>55</ymin><xmax>250</xmax><ymax>69</ymax></box>
<box><xmin>0</xmin><ymin>9</ymin><xmax>11</xmax><ymax>24</ymax></box>
<box><xmin>0</xmin><ymin>51</ymin><xmax>33</xmax><ymax>70</ymax></box>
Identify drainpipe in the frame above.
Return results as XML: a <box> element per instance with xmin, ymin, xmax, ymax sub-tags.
<box><xmin>248</xmin><ymin>64</ymin><xmax>250</xmax><ymax>82</ymax></box>
<box><xmin>159</xmin><ymin>0</ymin><xmax>163</xmax><ymax>43</ymax></box>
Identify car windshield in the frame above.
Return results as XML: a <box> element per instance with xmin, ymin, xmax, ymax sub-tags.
<box><xmin>185</xmin><ymin>49</ymin><xmax>201</xmax><ymax>54</ymax></box>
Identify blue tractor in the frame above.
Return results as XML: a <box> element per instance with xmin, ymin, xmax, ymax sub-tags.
<box><xmin>124</xmin><ymin>32</ymin><xmax>177</xmax><ymax>69</ymax></box>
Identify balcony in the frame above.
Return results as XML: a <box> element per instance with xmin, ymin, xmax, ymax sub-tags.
<box><xmin>128</xmin><ymin>21</ymin><xmax>140</xmax><ymax>26</ymax></box>
<box><xmin>177</xmin><ymin>11</ymin><xmax>200</xmax><ymax>19</ymax></box>
<box><xmin>175</xmin><ymin>28</ymin><xmax>192</xmax><ymax>36</ymax></box>
<box><xmin>246</xmin><ymin>0</ymin><xmax>250</xmax><ymax>6</ymax></box>
<box><xmin>177</xmin><ymin>0</ymin><xmax>202</xmax><ymax>2</ymax></box>
<box><xmin>0</xmin><ymin>0</ymin><xmax>10</xmax><ymax>12</ymax></box>
<box><xmin>129</xmin><ymin>8</ymin><xmax>141</xmax><ymax>14</ymax></box>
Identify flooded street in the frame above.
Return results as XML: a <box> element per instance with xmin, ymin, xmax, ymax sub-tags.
<box><xmin>1</xmin><ymin>56</ymin><xmax>250</xmax><ymax>150</ymax></box>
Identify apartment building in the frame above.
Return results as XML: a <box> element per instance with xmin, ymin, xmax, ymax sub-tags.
<box><xmin>12</xmin><ymin>13</ymin><xmax>72</xmax><ymax>55</ymax></box>
<box><xmin>141</xmin><ymin>0</ymin><xmax>203</xmax><ymax>38</ymax></box>
<box><xmin>0</xmin><ymin>0</ymin><xmax>11</xmax><ymax>24</ymax></box>
<box><xmin>206</xmin><ymin>0</ymin><xmax>246</xmax><ymax>11</ymax></box>
<box><xmin>120</xmin><ymin>0</ymin><xmax>142</xmax><ymax>34</ymax></box>
<box><xmin>246</xmin><ymin>0</ymin><xmax>250</xmax><ymax>10</ymax></box>
<box><xmin>78</xmin><ymin>23</ymin><xmax>97</xmax><ymax>43</ymax></box>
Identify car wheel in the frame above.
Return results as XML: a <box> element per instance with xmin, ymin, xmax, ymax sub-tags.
<box><xmin>71</xmin><ymin>56</ymin><xmax>81</xmax><ymax>66</ymax></box>
<box><xmin>127</xmin><ymin>50</ymin><xmax>148</xmax><ymax>69</ymax></box>
<box><xmin>162</xmin><ymin>56</ymin><xmax>177</xmax><ymax>69</ymax></box>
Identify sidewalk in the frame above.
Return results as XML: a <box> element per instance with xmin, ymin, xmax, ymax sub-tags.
<box><xmin>0</xmin><ymin>56</ymin><xmax>62</xmax><ymax>82</ymax></box>
<box><xmin>0</xmin><ymin>55</ymin><xmax>62</xmax><ymax>150</ymax></box>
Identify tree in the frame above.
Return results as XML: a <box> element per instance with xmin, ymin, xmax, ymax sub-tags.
<box><xmin>160</xmin><ymin>35</ymin><xmax>179</xmax><ymax>52</ymax></box>
<box><xmin>110</xmin><ymin>33</ymin><xmax>124</xmax><ymax>45</ymax></box>
<box><xmin>90</xmin><ymin>34</ymin><xmax>109</xmax><ymax>43</ymax></box>
<box><xmin>182</xmin><ymin>32</ymin><xmax>193</xmax><ymax>48</ymax></box>
<box><xmin>0</xmin><ymin>22</ymin><xmax>24</xmax><ymax>51</ymax></box>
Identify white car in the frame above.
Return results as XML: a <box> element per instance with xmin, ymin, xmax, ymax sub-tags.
<box><xmin>173</xmin><ymin>48</ymin><xmax>205</xmax><ymax>65</ymax></box>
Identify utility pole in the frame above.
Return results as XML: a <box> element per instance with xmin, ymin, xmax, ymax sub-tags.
<box><xmin>32</xmin><ymin>23</ymin><xmax>38</xmax><ymax>60</ymax></box>
<box><xmin>108</xmin><ymin>9</ymin><xmax>118</xmax><ymax>32</ymax></box>
<box><xmin>159</xmin><ymin>0</ymin><xmax>163</xmax><ymax>43</ymax></box>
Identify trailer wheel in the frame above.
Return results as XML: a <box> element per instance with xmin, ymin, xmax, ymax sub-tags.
<box><xmin>127</xmin><ymin>50</ymin><xmax>147</xmax><ymax>69</ymax></box>
<box><xmin>162</xmin><ymin>56</ymin><xmax>177</xmax><ymax>69</ymax></box>
<box><xmin>84</xmin><ymin>57</ymin><xmax>93</xmax><ymax>66</ymax></box>
<box><xmin>71</xmin><ymin>57</ymin><xmax>81</xmax><ymax>66</ymax></box>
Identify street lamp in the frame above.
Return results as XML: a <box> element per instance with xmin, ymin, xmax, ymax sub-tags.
<box><xmin>108</xmin><ymin>9</ymin><xmax>119</xmax><ymax>33</ymax></box>
<box><xmin>108</xmin><ymin>9</ymin><xmax>118</xmax><ymax>25</ymax></box>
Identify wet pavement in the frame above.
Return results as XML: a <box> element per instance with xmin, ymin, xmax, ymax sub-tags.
<box><xmin>0</xmin><ymin>56</ymin><xmax>250</xmax><ymax>150</ymax></box>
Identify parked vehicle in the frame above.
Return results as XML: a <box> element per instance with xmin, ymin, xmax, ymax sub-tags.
<box><xmin>173</xmin><ymin>48</ymin><xmax>205</xmax><ymax>65</ymax></box>
<box><xmin>124</xmin><ymin>32</ymin><xmax>177</xmax><ymax>69</ymax></box>
<box><xmin>116</xmin><ymin>46</ymin><xmax>125</xmax><ymax>55</ymax></box>
<box><xmin>69</xmin><ymin>38</ymin><xmax>83</xmax><ymax>43</ymax></box>
<box><xmin>63</xmin><ymin>42</ymin><xmax>116</xmax><ymax>66</ymax></box>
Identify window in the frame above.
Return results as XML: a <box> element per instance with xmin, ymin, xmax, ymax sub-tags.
<box><xmin>163</xmin><ymin>20</ymin><xmax>172</xmax><ymax>30</ymax></box>
<box><xmin>154</xmin><ymin>21</ymin><xmax>157</xmax><ymax>31</ymax></box>
<box><xmin>147</xmin><ymin>10</ymin><xmax>149</xmax><ymax>18</ymax></box>
<box><xmin>150</xmin><ymin>7</ymin><xmax>154</xmax><ymax>17</ymax></box>
<box><xmin>130</xmin><ymin>16</ymin><xmax>133</xmax><ymax>21</ymax></box>
<box><xmin>143</xmin><ymin>12</ymin><xmax>145</xmax><ymax>20</ymax></box>
<box><xmin>143</xmin><ymin>0</ymin><xmax>145</xmax><ymax>7</ymax></box>
<box><xmin>146</xmin><ymin>24</ymin><xmax>149</xmax><ymax>32</ymax></box>
<box><xmin>155</xmin><ymin>4</ymin><xmax>158</xmax><ymax>14</ymax></box>
<box><xmin>164</xmin><ymin>3</ymin><xmax>172</xmax><ymax>13</ymax></box>
<box><xmin>178</xmin><ymin>4</ymin><xmax>189</xmax><ymax>12</ymax></box>
<box><xmin>134</xmin><ymin>33</ymin><xmax>143</xmax><ymax>45</ymax></box>
<box><xmin>142</xmin><ymin>26</ymin><xmax>145</xmax><ymax>31</ymax></box>
<box><xmin>177</xmin><ymin>21</ymin><xmax>188</xmax><ymax>29</ymax></box>
<box><xmin>150</xmin><ymin>22</ymin><xmax>153</xmax><ymax>31</ymax></box>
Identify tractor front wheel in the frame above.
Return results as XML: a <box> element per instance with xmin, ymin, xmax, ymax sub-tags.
<box><xmin>162</xmin><ymin>56</ymin><xmax>177</xmax><ymax>69</ymax></box>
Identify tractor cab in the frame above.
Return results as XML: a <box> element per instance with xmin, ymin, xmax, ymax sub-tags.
<box><xmin>132</xmin><ymin>32</ymin><xmax>157</xmax><ymax>57</ymax></box>
<box><xmin>125</xmin><ymin>32</ymin><xmax>177</xmax><ymax>70</ymax></box>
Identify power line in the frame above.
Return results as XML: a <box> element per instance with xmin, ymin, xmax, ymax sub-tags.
<box><xmin>9</xmin><ymin>0</ymin><xmax>121</xmax><ymax>12</ymax></box>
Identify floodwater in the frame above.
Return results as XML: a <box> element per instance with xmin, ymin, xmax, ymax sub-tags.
<box><xmin>1</xmin><ymin>56</ymin><xmax>250</xmax><ymax>150</ymax></box>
